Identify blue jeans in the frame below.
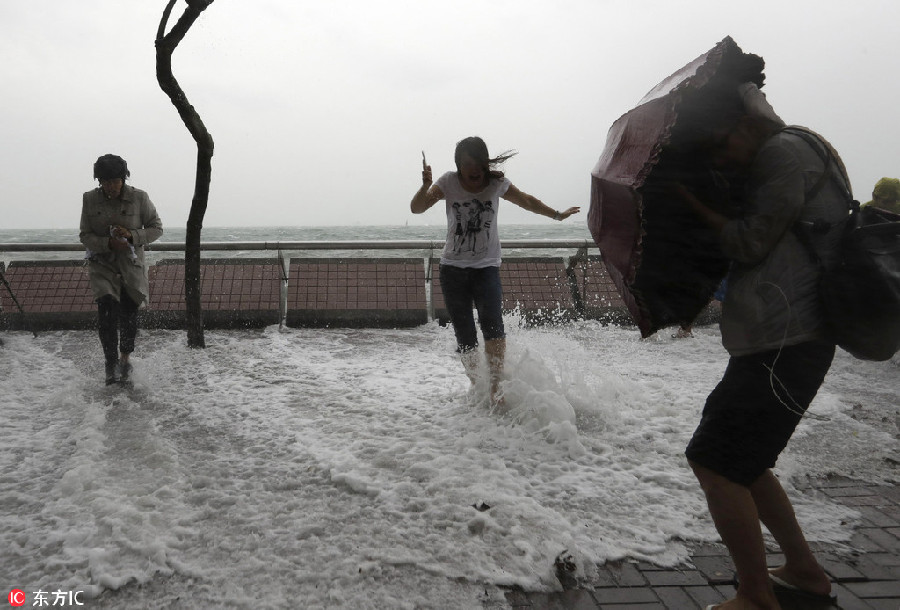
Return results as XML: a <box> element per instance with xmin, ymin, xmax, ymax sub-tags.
<box><xmin>439</xmin><ymin>265</ymin><xmax>505</xmax><ymax>352</ymax></box>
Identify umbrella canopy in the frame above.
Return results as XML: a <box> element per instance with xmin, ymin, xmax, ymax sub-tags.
<box><xmin>588</xmin><ymin>36</ymin><xmax>768</xmax><ymax>337</ymax></box>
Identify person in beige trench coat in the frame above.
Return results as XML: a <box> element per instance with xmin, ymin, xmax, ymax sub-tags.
<box><xmin>79</xmin><ymin>154</ymin><xmax>163</xmax><ymax>384</ymax></box>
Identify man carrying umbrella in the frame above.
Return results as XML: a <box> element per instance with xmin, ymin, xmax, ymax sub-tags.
<box><xmin>675</xmin><ymin>86</ymin><xmax>848</xmax><ymax>609</ymax></box>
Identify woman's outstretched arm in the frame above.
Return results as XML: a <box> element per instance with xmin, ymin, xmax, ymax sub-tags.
<box><xmin>502</xmin><ymin>184</ymin><xmax>580</xmax><ymax>220</ymax></box>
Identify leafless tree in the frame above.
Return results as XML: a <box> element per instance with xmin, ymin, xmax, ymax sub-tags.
<box><xmin>155</xmin><ymin>0</ymin><xmax>215</xmax><ymax>348</ymax></box>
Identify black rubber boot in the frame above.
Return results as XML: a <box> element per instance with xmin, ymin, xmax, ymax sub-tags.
<box><xmin>105</xmin><ymin>361</ymin><xmax>120</xmax><ymax>385</ymax></box>
<box><xmin>118</xmin><ymin>360</ymin><xmax>133</xmax><ymax>381</ymax></box>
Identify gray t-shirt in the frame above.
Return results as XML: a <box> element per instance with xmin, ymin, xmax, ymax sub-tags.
<box><xmin>435</xmin><ymin>171</ymin><xmax>511</xmax><ymax>268</ymax></box>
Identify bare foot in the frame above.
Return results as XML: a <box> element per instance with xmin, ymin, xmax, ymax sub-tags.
<box><xmin>489</xmin><ymin>377</ymin><xmax>508</xmax><ymax>411</ymax></box>
<box><xmin>460</xmin><ymin>351</ymin><xmax>480</xmax><ymax>385</ymax></box>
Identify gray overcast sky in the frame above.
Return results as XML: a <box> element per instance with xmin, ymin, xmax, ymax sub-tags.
<box><xmin>1</xmin><ymin>1</ymin><xmax>897</xmax><ymax>230</ymax></box>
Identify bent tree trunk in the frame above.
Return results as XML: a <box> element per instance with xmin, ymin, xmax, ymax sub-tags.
<box><xmin>155</xmin><ymin>0</ymin><xmax>215</xmax><ymax>348</ymax></box>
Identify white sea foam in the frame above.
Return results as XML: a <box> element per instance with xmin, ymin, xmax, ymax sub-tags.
<box><xmin>1</xmin><ymin>321</ymin><xmax>896</xmax><ymax>608</ymax></box>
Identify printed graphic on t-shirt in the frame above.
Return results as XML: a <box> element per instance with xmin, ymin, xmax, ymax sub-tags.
<box><xmin>451</xmin><ymin>199</ymin><xmax>495</xmax><ymax>256</ymax></box>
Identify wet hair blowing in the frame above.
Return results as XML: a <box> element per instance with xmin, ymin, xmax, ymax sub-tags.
<box><xmin>454</xmin><ymin>136</ymin><xmax>517</xmax><ymax>182</ymax></box>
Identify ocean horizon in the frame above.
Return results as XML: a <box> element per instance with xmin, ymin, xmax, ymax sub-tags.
<box><xmin>0</xmin><ymin>223</ymin><xmax>595</xmax><ymax>263</ymax></box>
<box><xmin>0</xmin><ymin>222</ymin><xmax>591</xmax><ymax>239</ymax></box>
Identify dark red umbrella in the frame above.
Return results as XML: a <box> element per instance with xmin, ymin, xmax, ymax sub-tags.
<box><xmin>588</xmin><ymin>36</ymin><xmax>768</xmax><ymax>337</ymax></box>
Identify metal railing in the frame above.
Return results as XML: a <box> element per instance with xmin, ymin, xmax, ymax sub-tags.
<box><xmin>0</xmin><ymin>240</ymin><xmax>601</xmax><ymax>328</ymax></box>
<box><xmin>0</xmin><ymin>239</ymin><xmax>598</xmax><ymax>252</ymax></box>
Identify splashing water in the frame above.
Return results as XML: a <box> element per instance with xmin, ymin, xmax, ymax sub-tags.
<box><xmin>1</xmin><ymin>320</ymin><xmax>896</xmax><ymax>608</ymax></box>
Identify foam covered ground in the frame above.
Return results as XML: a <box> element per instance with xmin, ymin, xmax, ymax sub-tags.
<box><xmin>1</xmin><ymin>320</ymin><xmax>896</xmax><ymax>608</ymax></box>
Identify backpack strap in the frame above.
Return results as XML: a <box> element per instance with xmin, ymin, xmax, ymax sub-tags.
<box><xmin>780</xmin><ymin>127</ymin><xmax>854</xmax><ymax>203</ymax></box>
<box><xmin>780</xmin><ymin>127</ymin><xmax>855</xmax><ymax>265</ymax></box>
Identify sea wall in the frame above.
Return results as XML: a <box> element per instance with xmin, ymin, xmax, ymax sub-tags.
<box><xmin>0</xmin><ymin>256</ymin><xmax>717</xmax><ymax>332</ymax></box>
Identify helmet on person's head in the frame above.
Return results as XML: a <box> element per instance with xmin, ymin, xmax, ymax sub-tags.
<box><xmin>93</xmin><ymin>154</ymin><xmax>130</xmax><ymax>181</ymax></box>
<box><xmin>872</xmin><ymin>177</ymin><xmax>900</xmax><ymax>202</ymax></box>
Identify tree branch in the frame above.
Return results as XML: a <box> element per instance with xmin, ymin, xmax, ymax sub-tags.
<box><xmin>155</xmin><ymin>0</ymin><xmax>215</xmax><ymax>151</ymax></box>
<box><xmin>156</xmin><ymin>0</ymin><xmax>177</xmax><ymax>43</ymax></box>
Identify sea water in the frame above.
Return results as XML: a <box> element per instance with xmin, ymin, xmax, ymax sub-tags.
<box><xmin>1</xmin><ymin>226</ymin><xmax>898</xmax><ymax>608</ymax></box>
<box><xmin>0</xmin><ymin>224</ymin><xmax>595</xmax><ymax>264</ymax></box>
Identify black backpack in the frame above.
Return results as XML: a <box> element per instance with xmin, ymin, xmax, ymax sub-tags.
<box><xmin>787</xmin><ymin>127</ymin><xmax>900</xmax><ymax>361</ymax></box>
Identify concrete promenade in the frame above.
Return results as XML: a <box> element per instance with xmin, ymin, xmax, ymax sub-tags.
<box><xmin>501</xmin><ymin>476</ymin><xmax>899</xmax><ymax>610</ymax></box>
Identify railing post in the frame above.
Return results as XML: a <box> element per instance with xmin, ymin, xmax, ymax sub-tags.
<box><xmin>278</xmin><ymin>249</ymin><xmax>289</xmax><ymax>330</ymax></box>
<box><xmin>424</xmin><ymin>252</ymin><xmax>434</xmax><ymax>322</ymax></box>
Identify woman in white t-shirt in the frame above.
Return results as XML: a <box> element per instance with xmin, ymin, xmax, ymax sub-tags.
<box><xmin>410</xmin><ymin>136</ymin><xmax>580</xmax><ymax>405</ymax></box>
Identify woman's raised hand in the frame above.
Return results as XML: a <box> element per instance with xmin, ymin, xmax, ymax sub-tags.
<box><xmin>421</xmin><ymin>151</ymin><xmax>432</xmax><ymax>187</ymax></box>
